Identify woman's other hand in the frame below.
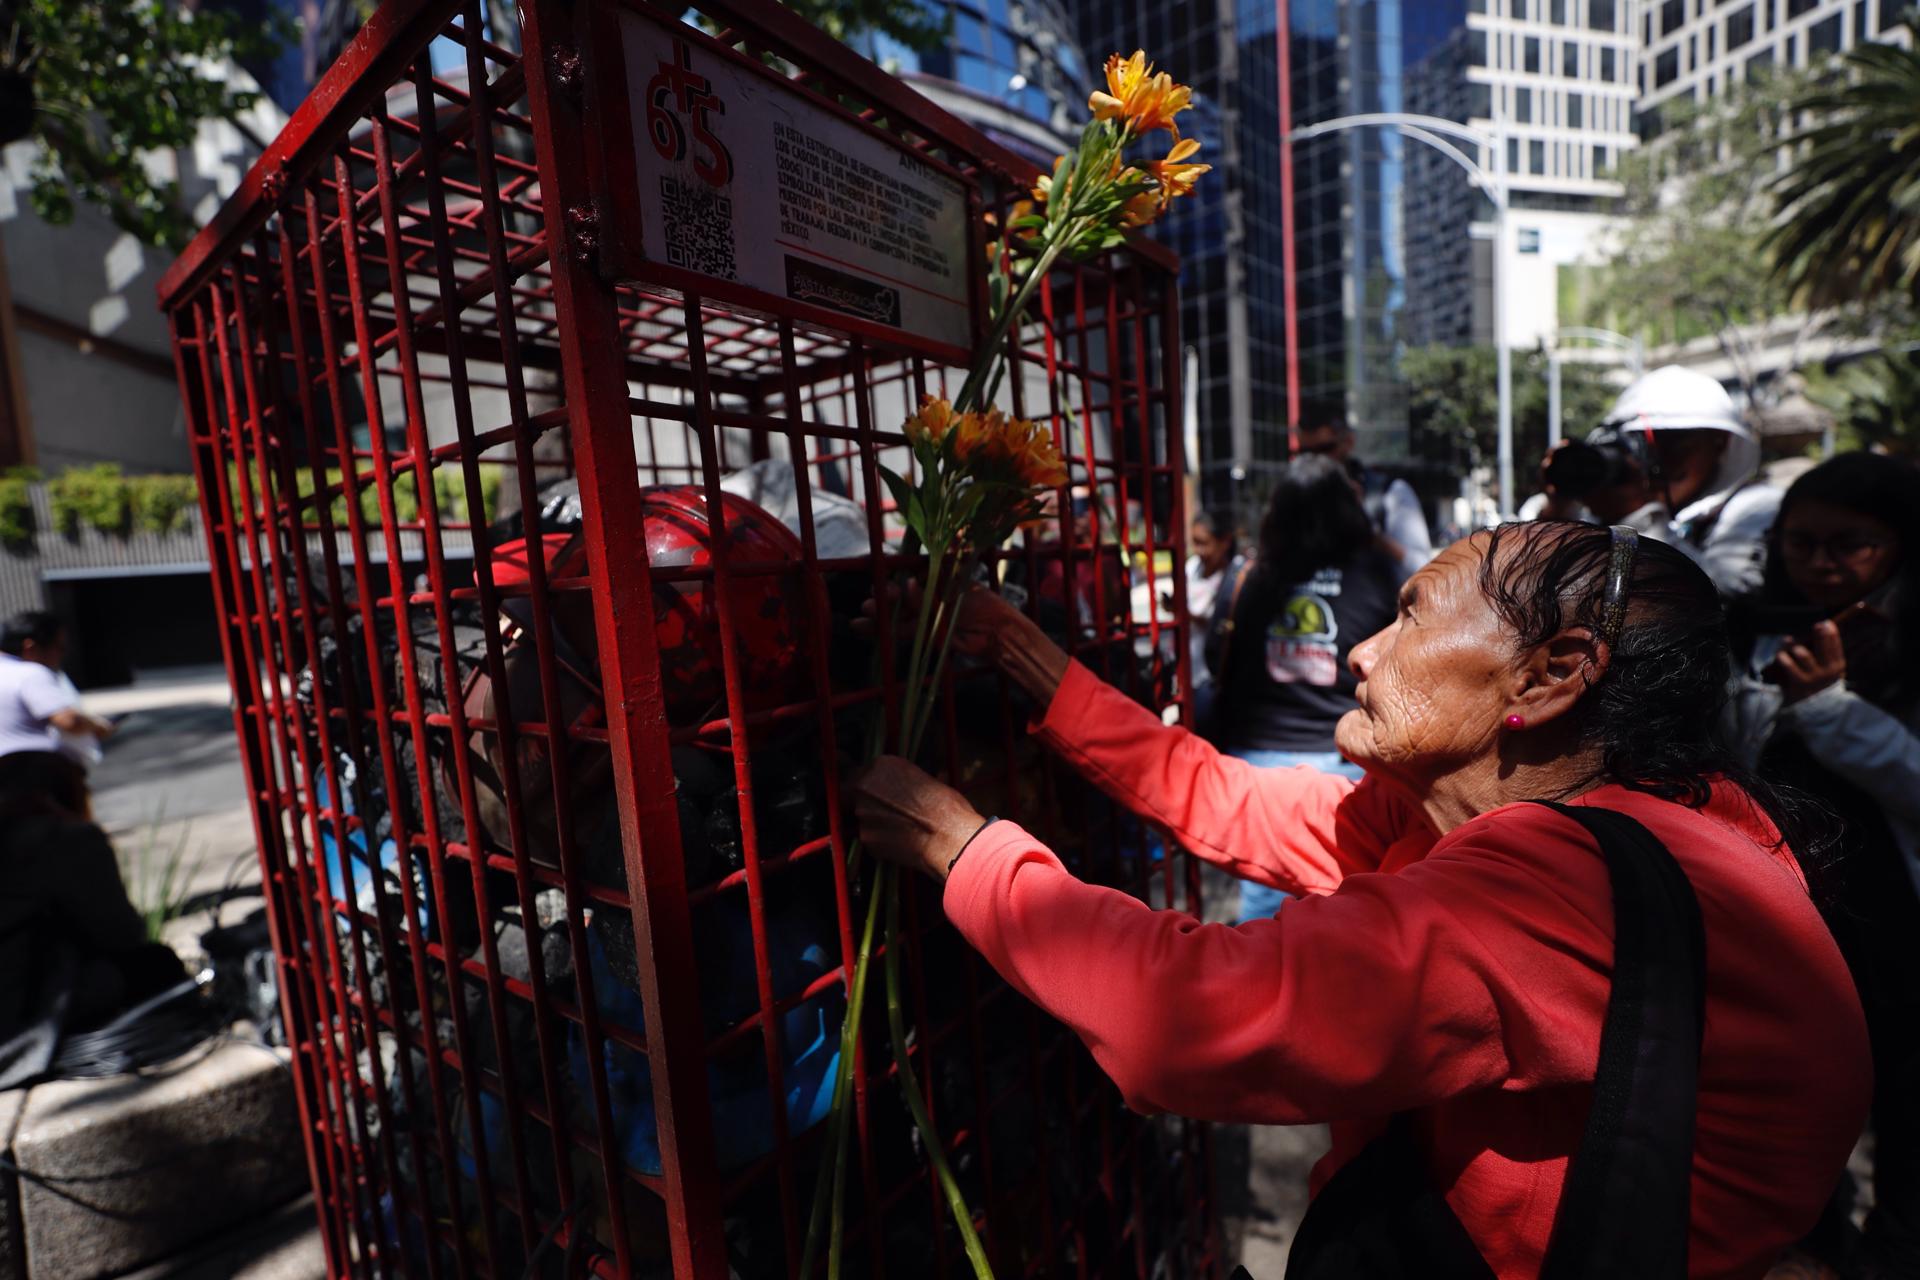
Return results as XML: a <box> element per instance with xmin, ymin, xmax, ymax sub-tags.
<box><xmin>1772</xmin><ymin>619</ymin><xmax>1848</xmax><ymax>704</ymax></box>
<box><xmin>847</xmin><ymin>756</ymin><xmax>985</xmax><ymax>881</ymax></box>
<box><xmin>857</xmin><ymin>584</ymin><xmax>1070</xmax><ymax>707</ymax></box>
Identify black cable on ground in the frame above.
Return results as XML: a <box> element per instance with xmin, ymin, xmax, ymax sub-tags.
<box><xmin>48</xmin><ymin>975</ymin><xmax>223</xmax><ymax>1081</ymax></box>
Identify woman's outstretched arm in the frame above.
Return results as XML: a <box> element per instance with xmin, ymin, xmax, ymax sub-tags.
<box><xmin>976</xmin><ymin>590</ymin><xmax>1425</xmax><ymax>894</ymax></box>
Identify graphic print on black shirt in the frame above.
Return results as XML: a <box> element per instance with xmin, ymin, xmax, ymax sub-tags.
<box><xmin>1217</xmin><ymin>548</ymin><xmax>1401</xmax><ymax>754</ymax></box>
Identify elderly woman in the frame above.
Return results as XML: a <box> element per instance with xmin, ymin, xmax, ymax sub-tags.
<box><xmin>850</xmin><ymin>522</ymin><xmax>1868</xmax><ymax>1279</ymax></box>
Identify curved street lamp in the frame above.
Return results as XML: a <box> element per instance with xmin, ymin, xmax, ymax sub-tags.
<box><xmin>1283</xmin><ymin>112</ymin><xmax>1515</xmax><ymax>518</ymax></box>
<box><xmin>1548</xmin><ymin>326</ymin><xmax>1644</xmax><ymax>447</ymax></box>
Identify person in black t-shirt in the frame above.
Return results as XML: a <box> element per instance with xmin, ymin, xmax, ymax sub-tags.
<box><xmin>1208</xmin><ymin>455</ymin><xmax>1401</xmax><ymax>920</ymax></box>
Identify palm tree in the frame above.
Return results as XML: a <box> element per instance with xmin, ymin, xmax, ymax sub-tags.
<box><xmin>1768</xmin><ymin>16</ymin><xmax>1920</xmax><ymax>311</ymax></box>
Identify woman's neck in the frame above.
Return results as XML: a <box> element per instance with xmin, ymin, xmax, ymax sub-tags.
<box><xmin>1413</xmin><ymin>744</ymin><xmax>1608</xmax><ymax>835</ymax></box>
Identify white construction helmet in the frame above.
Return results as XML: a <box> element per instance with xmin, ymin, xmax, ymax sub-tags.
<box><xmin>1599</xmin><ymin>365</ymin><xmax>1759</xmax><ymax>493</ymax></box>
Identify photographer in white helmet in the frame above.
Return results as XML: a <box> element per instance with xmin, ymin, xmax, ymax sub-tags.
<box><xmin>1530</xmin><ymin>366</ymin><xmax>1780</xmax><ymax>597</ymax></box>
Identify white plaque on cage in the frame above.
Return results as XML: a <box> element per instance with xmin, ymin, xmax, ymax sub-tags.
<box><xmin>610</xmin><ymin>9</ymin><xmax>974</xmax><ymax>353</ymax></box>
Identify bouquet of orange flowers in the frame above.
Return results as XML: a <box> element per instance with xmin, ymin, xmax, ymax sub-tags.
<box><xmin>803</xmin><ymin>51</ymin><xmax>1208</xmax><ymax>1280</ymax></box>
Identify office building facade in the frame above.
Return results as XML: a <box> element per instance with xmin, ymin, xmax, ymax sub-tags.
<box><xmin>1639</xmin><ymin>0</ymin><xmax>1914</xmax><ymax>123</ymax></box>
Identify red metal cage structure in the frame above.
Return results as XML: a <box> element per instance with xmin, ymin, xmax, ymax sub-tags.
<box><xmin>157</xmin><ymin>1</ymin><xmax>1210</xmax><ymax>1275</ymax></box>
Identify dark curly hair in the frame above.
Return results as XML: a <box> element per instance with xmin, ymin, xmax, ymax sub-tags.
<box><xmin>1480</xmin><ymin>521</ymin><xmax>1828</xmax><ymax>863</ymax></box>
<box><xmin>1256</xmin><ymin>454</ymin><xmax>1374</xmax><ymax>586</ymax></box>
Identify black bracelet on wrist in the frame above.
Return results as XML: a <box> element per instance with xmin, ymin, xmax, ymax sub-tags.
<box><xmin>948</xmin><ymin>816</ymin><xmax>999</xmax><ymax>875</ymax></box>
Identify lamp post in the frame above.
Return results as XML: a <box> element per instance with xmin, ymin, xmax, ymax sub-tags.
<box><xmin>1283</xmin><ymin>112</ymin><xmax>1514</xmax><ymax>517</ymax></box>
<box><xmin>1547</xmin><ymin>326</ymin><xmax>1644</xmax><ymax>448</ymax></box>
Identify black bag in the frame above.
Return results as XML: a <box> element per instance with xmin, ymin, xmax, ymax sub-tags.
<box><xmin>1282</xmin><ymin>801</ymin><xmax>1708</xmax><ymax>1280</ymax></box>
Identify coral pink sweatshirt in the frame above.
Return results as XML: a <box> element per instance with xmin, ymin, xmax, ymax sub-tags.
<box><xmin>944</xmin><ymin>662</ymin><xmax>1869</xmax><ymax>1278</ymax></box>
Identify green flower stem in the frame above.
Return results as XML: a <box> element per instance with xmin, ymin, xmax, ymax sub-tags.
<box><xmin>885</xmin><ymin>863</ymin><xmax>995</xmax><ymax>1279</ymax></box>
<box><xmin>801</xmin><ymin>857</ymin><xmax>889</xmax><ymax>1279</ymax></box>
<box><xmin>955</xmin><ymin>236</ymin><xmax>1068</xmax><ymax>415</ymax></box>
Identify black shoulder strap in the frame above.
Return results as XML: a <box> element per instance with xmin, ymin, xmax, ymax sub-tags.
<box><xmin>1531</xmin><ymin>801</ymin><xmax>1708</xmax><ymax>1280</ymax></box>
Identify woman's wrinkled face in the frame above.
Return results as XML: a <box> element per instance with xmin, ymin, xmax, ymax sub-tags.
<box><xmin>1335</xmin><ymin>536</ymin><xmax>1517</xmax><ymax>785</ymax></box>
<box><xmin>1777</xmin><ymin>499</ymin><xmax>1901</xmax><ymax>611</ymax></box>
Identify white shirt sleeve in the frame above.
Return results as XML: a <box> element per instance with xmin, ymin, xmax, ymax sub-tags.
<box><xmin>1697</xmin><ymin>487</ymin><xmax>1781</xmax><ymax>601</ymax></box>
<box><xmin>1382</xmin><ymin>478</ymin><xmax>1433</xmax><ymax>576</ymax></box>
<box><xmin>18</xmin><ymin>662</ymin><xmax>76</xmax><ymax>722</ymax></box>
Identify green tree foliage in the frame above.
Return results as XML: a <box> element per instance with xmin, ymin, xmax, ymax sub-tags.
<box><xmin>1401</xmin><ymin>344</ymin><xmax>1620</xmax><ymax>488</ymax></box>
<box><xmin>1769</xmin><ymin>17</ymin><xmax>1920</xmax><ymax>311</ymax></box>
<box><xmin>776</xmin><ymin>0</ymin><xmax>946</xmax><ymax>51</ymax></box>
<box><xmin>1585</xmin><ymin>68</ymin><xmax>1818</xmax><ymax>402</ymax></box>
<box><xmin>8</xmin><ymin>0</ymin><xmax>282</xmax><ymax>249</ymax></box>
<box><xmin>1805</xmin><ymin>348</ymin><xmax>1920</xmax><ymax>455</ymax></box>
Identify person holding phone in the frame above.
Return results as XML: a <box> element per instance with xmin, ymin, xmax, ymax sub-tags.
<box><xmin>1725</xmin><ymin>451</ymin><xmax>1920</xmax><ymax>1279</ymax></box>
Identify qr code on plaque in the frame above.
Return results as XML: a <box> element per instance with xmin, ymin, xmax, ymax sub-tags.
<box><xmin>660</xmin><ymin>174</ymin><xmax>737</xmax><ymax>280</ymax></box>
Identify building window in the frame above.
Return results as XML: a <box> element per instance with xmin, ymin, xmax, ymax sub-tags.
<box><xmin>1809</xmin><ymin>12</ymin><xmax>1842</xmax><ymax>50</ymax></box>
<box><xmin>1601</xmin><ymin>45</ymin><xmax>1617</xmax><ymax>79</ymax></box>
<box><xmin>1885</xmin><ymin>0</ymin><xmax>1911</xmax><ymax>32</ymax></box>
<box><xmin>1787</xmin><ymin>0</ymin><xmax>1817</xmax><ymax>15</ymax></box>
<box><xmin>1787</xmin><ymin>32</ymin><xmax>1799</xmax><ymax>62</ymax></box>
<box><xmin>1552</xmin><ymin>0</ymin><xmax>1568</xmax><ymax>20</ymax></box>
<box><xmin>1468</xmin><ymin>28</ymin><xmax>1489</xmax><ymax>63</ymax></box>
<box><xmin>1748</xmin><ymin>46</ymin><xmax>1776</xmax><ymax>79</ymax></box>
<box><xmin>1763</xmin><ymin>0</ymin><xmax>1773</xmax><ymax>30</ymax></box>
<box><xmin>1468</xmin><ymin>81</ymin><xmax>1494</xmax><ymax>117</ymax></box>
<box><xmin>1637</xmin><ymin>103</ymin><xmax>1666</xmax><ymax>139</ymax></box>
<box><xmin>1563</xmin><ymin>40</ymin><xmax>1580</xmax><ymax>74</ymax></box>
<box><xmin>1525</xmin><ymin>35</ymin><xmax>1542</xmax><ymax>71</ymax></box>
<box><xmin>1727</xmin><ymin>4</ymin><xmax>1755</xmax><ymax>47</ymax></box>
<box><xmin>1593</xmin><ymin>143</ymin><xmax>1610</xmax><ymax>176</ymax></box>
<box><xmin>1589</xmin><ymin>0</ymin><xmax>1617</xmax><ymax>31</ymax></box>
<box><xmin>1516</xmin><ymin>86</ymin><xmax>1534</xmax><ymax>122</ymax></box>
<box><xmin>1662</xmin><ymin>0</ymin><xmax>1687</xmax><ymax>32</ymax></box>
<box><xmin>1655</xmin><ymin>46</ymin><xmax>1681</xmax><ymax>85</ymax></box>
<box><xmin>1468</xmin><ymin>0</ymin><xmax>1486</xmax><ymax>11</ymax></box>
<box><xmin>1856</xmin><ymin>0</ymin><xmax>1871</xmax><ymax>42</ymax></box>
<box><xmin>1531</xmin><ymin>139</ymin><xmax>1547</xmax><ymax>173</ymax></box>
<box><xmin>1707</xmin><ymin>24</ymin><xmax>1717</xmax><ymax>57</ymax></box>
<box><xmin>1568</xmin><ymin>93</ymin><xmax>1584</xmax><ymax>127</ymax></box>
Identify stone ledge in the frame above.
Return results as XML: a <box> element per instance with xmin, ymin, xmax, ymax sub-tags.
<box><xmin>10</xmin><ymin>1039</ymin><xmax>308</xmax><ymax>1280</ymax></box>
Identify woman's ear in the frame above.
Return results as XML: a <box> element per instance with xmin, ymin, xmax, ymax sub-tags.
<box><xmin>1508</xmin><ymin>628</ymin><xmax>1608</xmax><ymax>728</ymax></box>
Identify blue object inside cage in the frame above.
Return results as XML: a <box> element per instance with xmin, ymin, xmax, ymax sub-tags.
<box><xmin>456</xmin><ymin>894</ymin><xmax>841</xmax><ymax>1185</ymax></box>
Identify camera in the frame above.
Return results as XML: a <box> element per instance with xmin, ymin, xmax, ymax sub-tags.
<box><xmin>1542</xmin><ymin>427</ymin><xmax>1651</xmax><ymax>499</ymax></box>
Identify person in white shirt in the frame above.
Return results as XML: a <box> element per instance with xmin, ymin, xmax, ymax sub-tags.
<box><xmin>1529</xmin><ymin>366</ymin><xmax>1779</xmax><ymax>598</ymax></box>
<box><xmin>1293</xmin><ymin>420</ymin><xmax>1433</xmax><ymax>580</ymax></box>
<box><xmin>0</xmin><ymin>612</ymin><xmax>113</xmax><ymax>763</ymax></box>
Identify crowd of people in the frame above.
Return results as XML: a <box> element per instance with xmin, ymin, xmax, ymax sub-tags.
<box><xmin>850</xmin><ymin>364</ymin><xmax>1920</xmax><ymax>1279</ymax></box>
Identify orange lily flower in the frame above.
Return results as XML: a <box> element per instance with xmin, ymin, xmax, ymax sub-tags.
<box><xmin>1149</xmin><ymin>137</ymin><xmax>1211</xmax><ymax>207</ymax></box>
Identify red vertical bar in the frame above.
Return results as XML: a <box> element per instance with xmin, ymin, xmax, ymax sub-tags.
<box><xmin>1276</xmin><ymin>0</ymin><xmax>1303</xmax><ymax>452</ymax></box>
<box><xmin>520</xmin><ymin>2</ymin><xmax>729</xmax><ymax>1274</ymax></box>
<box><xmin>168</xmin><ymin>303</ymin><xmax>350</xmax><ymax>1275</ymax></box>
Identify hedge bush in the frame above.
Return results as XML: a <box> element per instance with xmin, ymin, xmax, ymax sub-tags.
<box><xmin>0</xmin><ymin>466</ymin><xmax>38</xmax><ymax>546</ymax></box>
<box><xmin>48</xmin><ymin>462</ymin><xmax>131</xmax><ymax>535</ymax></box>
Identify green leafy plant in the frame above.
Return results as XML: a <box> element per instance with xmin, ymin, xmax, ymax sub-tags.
<box><xmin>8</xmin><ymin>0</ymin><xmax>285</xmax><ymax>249</ymax></box>
<box><xmin>47</xmin><ymin>461</ymin><xmax>128</xmax><ymax>535</ymax></box>
<box><xmin>1769</xmin><ymin>16</ymin><xmax>1920</xmax><ymax>310</ymax></box>
<box><xmin>120</xmin><ymin>808</ymin><xmax>196</xmax><ymax>944</ymax></box>
<box><xmin>1804</xmin><ymin>345</ymin><xmax>1920</xmax><ymax>454</ymax></box>
<box><xmin>129</xmin><ymin>473</ymin><xmax>199</xmax><ymax>535</ymax></box>
<box><xmin>0</xmin><ymin>464</ymin><xmax>37</xmax><ymax>546</ymax></box>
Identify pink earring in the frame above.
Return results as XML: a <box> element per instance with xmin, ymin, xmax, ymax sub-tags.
<box><xmin>1504</xmin><ymin>714</ymin><xmax>1526</xmax><ymax>730</ymax></box>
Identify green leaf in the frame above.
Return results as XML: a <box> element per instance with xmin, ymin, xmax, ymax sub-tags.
<box><xmin>879</xmin><ymin>464</ymin><xmax>914</xmax><ymax>518</ymax></box>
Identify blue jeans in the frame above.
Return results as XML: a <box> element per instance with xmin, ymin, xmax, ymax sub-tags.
<box><xmin>1231</xmin><ymin>748</ymin><xmax>1364</xmax><ymax>922</ymax></box>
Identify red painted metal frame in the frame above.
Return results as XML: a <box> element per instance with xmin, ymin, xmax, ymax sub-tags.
<box><xmin>159</xmin><ymin>1</ymin><xmax>1214</xmax><ymax>1277</ymax></box>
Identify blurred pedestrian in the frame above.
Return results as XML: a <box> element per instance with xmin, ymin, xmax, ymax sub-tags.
<box><xmin>1725</xmin><ymin>451</ymin><xmax>1920</xmax><ymax>1279</ymax></box>
<box><xmin>1531</xmin><ymin>366</ymin><xmax>1778</xmax><ymax>596</ymax></box>
<box><xmin>0</xmin><ymin>611</ymin><xmax>113</xmax><ymax>763</ymax></box>
<box><xmin>1177</xmin><ymin>509</ymin><xmax>1242</xmax><ymax>721</ymax></box>
<box><xmin>1295</xmin><ymin>419</ymin><xmax>1432</xmax><ymax>579</ymax></box>
<box><xmin>1204</xmin><ymin>456</ymin><xmax>1399</xmax><ymax>920</ymax></box>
